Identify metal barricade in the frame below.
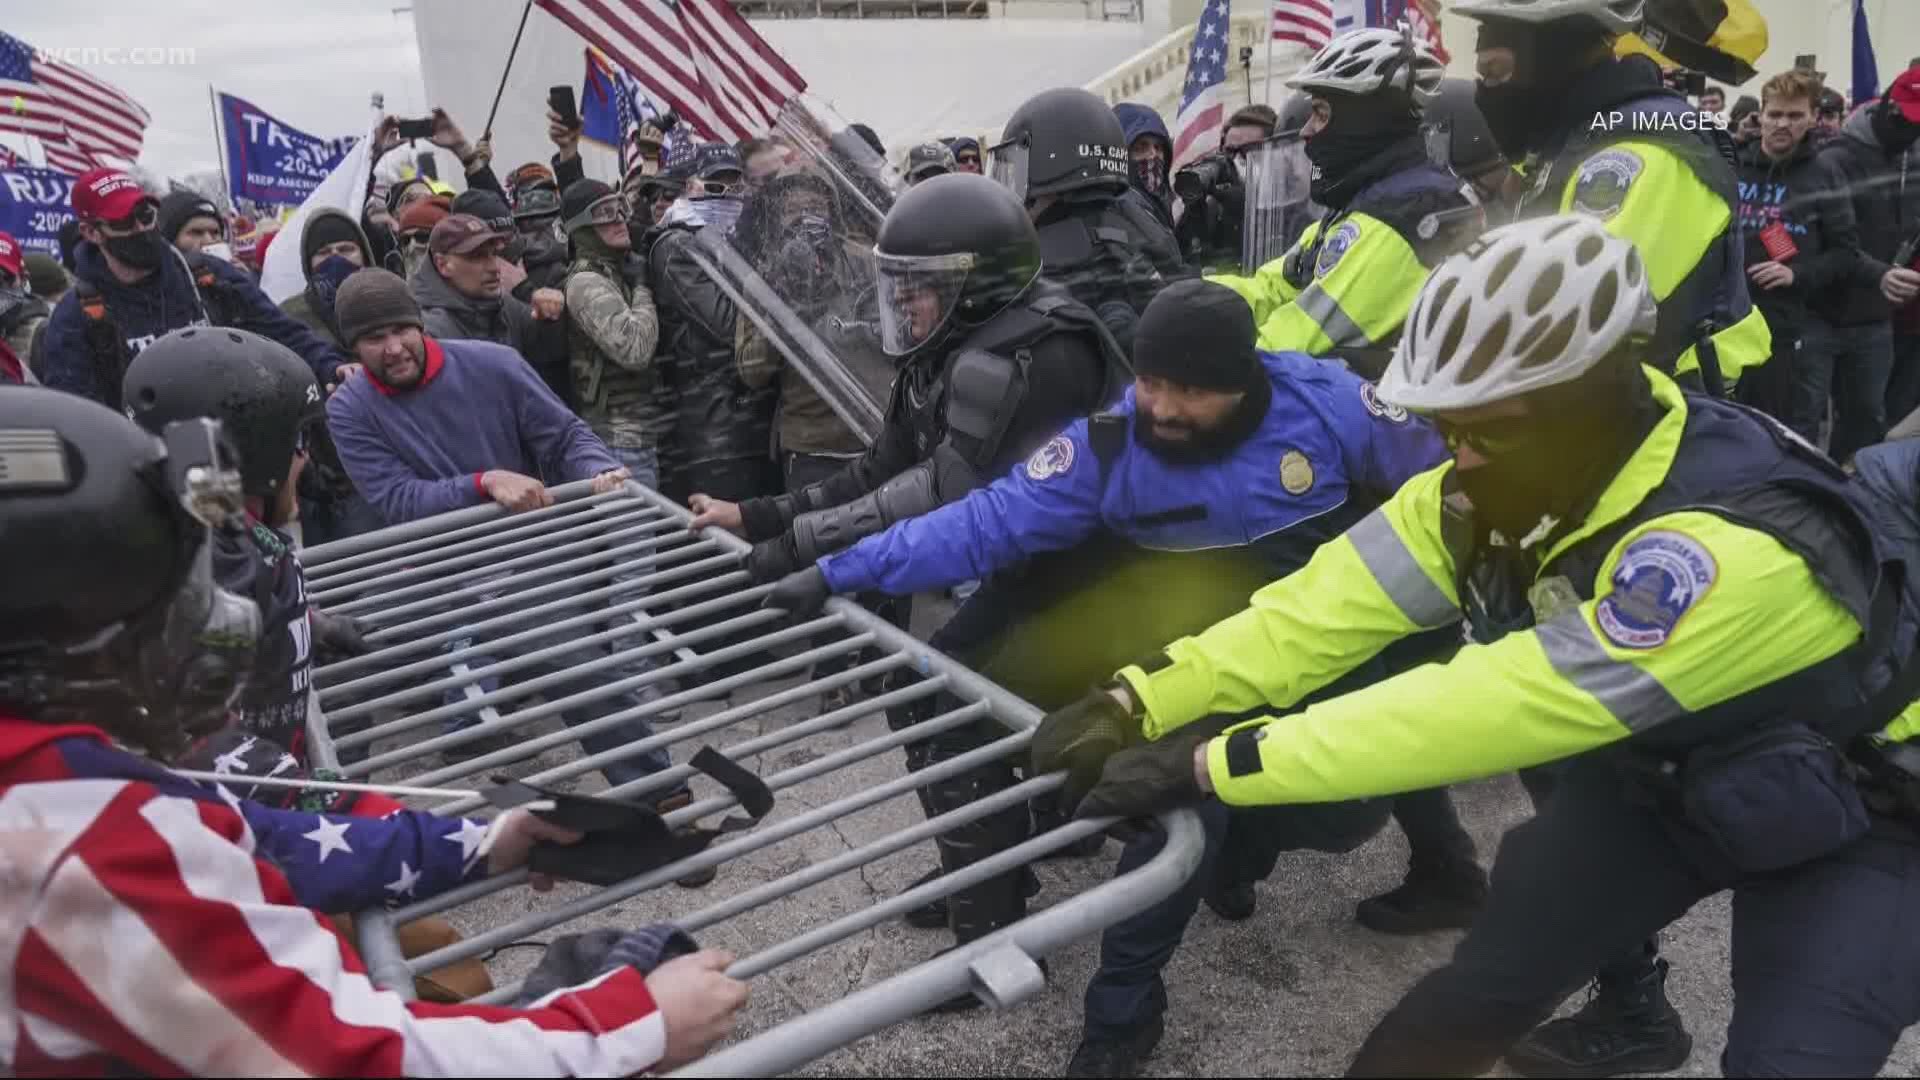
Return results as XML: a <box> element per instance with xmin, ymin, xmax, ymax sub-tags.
<box><xmin>302</xmin><ymin>478</ymin><xmax>1205</xmax><ymax>1077</ymax></box>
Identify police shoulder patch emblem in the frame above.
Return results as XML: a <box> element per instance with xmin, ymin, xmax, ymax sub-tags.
<box><xmin>1315</xmin><ymin>221</ymin><xmax>1361</xmax><ymax>278</ymax></box>
<box><xmin>1026</xmin><ymin>435</ymin><xmax>1076</xmax><ymax>482</ymax></box>
<box><xmin>1359</xmin><ymin>381</ymin><xmax>1409</xmax><ymax>424</ymax></box>
<box><xmin>1571</xmin><ymin>149</ymin><xmax>1644</xmax><ymax>221</ymax></box>
<box><xmin>1279</xmin><ymin>449</ymin><xmax>1315</xmax><ymax>495</ymax></box>
<box><xmin>1594</xmin><ymin>530</ymin><xmax>1717</xmax><ymax>650</ymax></box>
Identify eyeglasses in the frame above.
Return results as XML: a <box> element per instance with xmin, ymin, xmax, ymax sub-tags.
<box><xmin>1436</xmin><ymin>416</ymin><xmax>1535</xmax><ymax>458</ymax></box>
<box><xmin>101</xmin><ymin>201</ymin><xmax>159</xmax><ymax>234</ymax></box>
<box><xmin>399</xmin><ymin>230</ymin><xmax>431</xmax><ymax>247</ymax></box>
<box><xmin>690</xmin><ymin>176</ymin><xmax>745</xmax><ymax>197</ymax></box>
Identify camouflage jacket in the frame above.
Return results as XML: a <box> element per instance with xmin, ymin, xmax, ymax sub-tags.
<box><xmin>562</xmin><ymin>251</ymin><xmax>675</xmax><ymax>450</ymax></box>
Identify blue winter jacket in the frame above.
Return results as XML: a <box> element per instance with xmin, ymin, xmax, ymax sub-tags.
<box><xmin>38</xmin><ymin>241</ymin><xmax>345</xmax><ymax>403</ymax></box>
<box><xmin>820</xmin><ymin>351</ymin><xmax>1449</xmax><ymax>596</ymax></box>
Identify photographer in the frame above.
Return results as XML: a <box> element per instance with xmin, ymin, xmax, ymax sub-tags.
<box><xmin>1171</xmin><ymin>103</ymin><xmax>1282</xmax><ymax>273</ymax></box>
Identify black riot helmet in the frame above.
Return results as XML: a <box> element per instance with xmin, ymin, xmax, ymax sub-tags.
<box><xmin>989</xmin><ymin>87</ymin><xmax>1133</xmax><ymax>204</ymax></box>
<box><xmin>123</xmin><ymin>326</ymin><xmax>321</xmax><ymax>507</ymax></box>
<box><xmin>1425</xmin><ymin>77</ymin><xmax>1507</xmax><ymax>179</ymax></box>
<box><xmin>872</xmin><ymin>172</ymin><xmax>1042</xmax><ymax>358</ymax></box>
<box><xmin>0</xmin><ymin>387</ymin><xmax>260</xmax><ymax>753</ymax></box>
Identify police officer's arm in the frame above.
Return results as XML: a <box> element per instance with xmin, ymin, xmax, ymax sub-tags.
<box><xmin>1309</xmin><ymin>372</ymin><xmax>1452</xmax><ymax>500</ymax></box>
<box><xmin>1254</xmin><ymin>216</ymin><xmax>1427</xmax><ymax>355</ymax></box>
<box><xmin>736</xmin><ymin>418</ymin><xmax>921</xmax><ymax>541</ymax></box>
<box><xmin>816</xmin><ymin>421</ymin><xmax>1106</xmax><ymax>597</ymax></box>
<box><xmin>211</xmin><ymin>257</ymin><xmax>347</xmax><ymax>387</ymax></box>
<box><xmin>1560</xmin><ymin>143</ymin><xmax>1724</xmax><ymax>307</ymax></box>
<box><xmin>1202</xmin><ymin>511</ymin><xmax>1862</xmax><ymax>806</ymax></box>
<box><xmin>1205</xmin><ymin>224</ymin><xmax>1313</xmax><ymax>327</ymax></box>
<box><xmin>1116</xmin><ymin>463</ymin><xmax>1464</xmax><ymax>740</ymax></box>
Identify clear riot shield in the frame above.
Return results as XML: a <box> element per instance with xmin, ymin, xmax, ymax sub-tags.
<box><xmin>1239</xmin><ymin>134</ymin><xmax>1314</xmax><ymax>275</ymax></box>
<box><xmin>680</xmin><ymin>96</ymin><xmax>901</xmax><ymax>445</ymax></box>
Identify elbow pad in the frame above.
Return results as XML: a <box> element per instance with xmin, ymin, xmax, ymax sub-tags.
<box><xmin>790</xmin><ymin>445</ymin><xmax>978</xmax><ymax>561</ymax></box>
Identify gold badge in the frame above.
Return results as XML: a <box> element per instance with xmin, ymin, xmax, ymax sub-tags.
<box><xmin>1279</xmin><ymin>450</ymin><xmax>1314</xmax><ymax>495</ymax></box>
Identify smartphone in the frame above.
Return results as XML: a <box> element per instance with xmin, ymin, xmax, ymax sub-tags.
<box><xmin>396</xmin><ymin>116</ymin><xmax>435</xmax><ymax>140</ymax></box>
<box><xmin>549</xmin><ymin>85</ymin><xmax>579</xmax><ymax>129</ymax></box>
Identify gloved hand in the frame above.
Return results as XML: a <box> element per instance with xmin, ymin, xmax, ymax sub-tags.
<box><xmin>1029</xmin><ymin>687</ymin><xmax>1143</xmax><ymax>809</ymax></box>
<box><xmin>310</xmin><ymin>608</ymin><xmax>373</xmax><ymax>662</ymax></box>
<box><xmin>745</xmin><ymin>534</ymin><xmax>802</xmax><ymax>584</ymax></box>
<box><xmin>1072</xmin><ymin>728</ymin><xmax>1211</xmax><ymax>823</ymax></box>
<box><xmin>761</xmin><ymin>565</ymin><xmax>831</xmax><ymax>618</ymax></box>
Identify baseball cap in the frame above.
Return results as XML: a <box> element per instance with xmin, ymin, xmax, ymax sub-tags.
<box><xmin>1888</xmin><ymin>64</ymin><xmax>1920</xmax><ymax>123</ymax></box>
<box><xmin>0</xmin><ymin>231</ymin><xmax>22</xmax><ymax>279</ymax></box>
<box><xmin>72</xmin><ymin>167</ymin><xmax>156</xmax><ymax>224</ymax></box>
<box><xmin>428</xmin><ymin>213</ymin><xmax>510</xmax><ymax>256</ymax></box>
<box><xmin>907</xmin><ymin>141</ymin><xmax>955</xmax><ymax>181</ymax></box>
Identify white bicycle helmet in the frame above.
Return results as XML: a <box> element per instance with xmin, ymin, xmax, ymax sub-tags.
<box><xmin>1451</xmin><ymin>0</ymin><xmax>1644</xmax><ymax>36</ymax></box>
<box><xmin>1375</xmin><ymin>214</ymin><xmax>1658</xmax><ymax>413</ymax></box>
<box><xmin>1284</xmin><ymin>27</ymin><xmax>1446</xmax><ymax>103</ymax></box>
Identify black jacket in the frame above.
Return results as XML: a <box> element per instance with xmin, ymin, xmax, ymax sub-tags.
<box><xmin>648</xmin><ymin>224</ymin><xmax>777</xmax><ymax>473</ymax></box>
<box><xmin>1734</xmin><ymin>136</ymin><xmax>1859</xmax><ymax>332</ymax></box>
<box><xmin>1815</xmin><ymin>108</ymin><xmax>1920</xmax><ymax>327</ymax></box>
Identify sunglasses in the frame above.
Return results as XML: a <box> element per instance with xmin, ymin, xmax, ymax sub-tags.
<box><xmin>102</xmin><ymin>201</ymin><xmax>159</xmax><ymax>233</ymax></box>
<box><xmin>399</xmin><ymin>230</ymin><xmax>431</xmax><ymax>247</ymax></box>
<box><xmin>1437</xmin><ymin>415</ymin><xmax>1535</xmax><ymax>458</ymax></box>
<box><xmin>690</xmin><ymin>177</ymin><xmax>745</xmax><ymax>197</ymax></box>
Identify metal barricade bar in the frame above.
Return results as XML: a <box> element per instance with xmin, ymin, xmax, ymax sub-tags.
<box><xmin>304</xmin><ymin>478</ymin><xmax>1205</xmax><ymax>1077</ymax></box>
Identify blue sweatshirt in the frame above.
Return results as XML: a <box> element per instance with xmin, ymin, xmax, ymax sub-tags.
<box><xmin>325</xmin><ymin>335</ymin><xmax>620</xmax><ymax>525</ymax></box>
<box><xmin>39</xmin><ymin>241</ymin><xmax>345</xmax><ymax>402</ymax></box>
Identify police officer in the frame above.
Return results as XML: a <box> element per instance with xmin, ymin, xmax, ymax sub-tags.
<box><xmin>687</xmin><ymin>172</ymin><xmax>1129</xmax><ymax>966</ymax></box>
<box><xmin>1030</xmin><ymin>215</ymin><xmax>1920</xmax><ymax>1079</ymax></box>
<box><xmin>987</xmin><ymin>86</ymin><xmax>1186</xmax><ymax>352</ymax></box>
<box><xmin>121</xmin><ymin>326</ymin><xmax>373</xmax><ymax>761</ymax></box>
<box><xmin>1213</xmin><ymin>27</ymin><xmax>1477</xmax><ymax>379</ymax></box>
<box><xmin>1455</xmin><ymin>0</ymin><xmax>1770</xmax><ymax>394</ymax></box>
<box><xmin>761</xmin><ymin>277</ymin><xmax>1450</xmax><ymax>1071</ymax></box>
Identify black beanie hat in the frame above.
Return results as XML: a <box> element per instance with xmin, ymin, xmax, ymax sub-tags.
<box><xmin>561</xmin><ymin>179</ymin><xmax>618</xmax><ymax>232</ymax></box>
<box><xmin>334</xmin><ymin>267</ymin><xmax>423</xmax><ymax>346</ymax></box>
<box><xmin>301</xmin><ymin>213</ymin><xmax>365</xmax><ymax>268</ymax></box>
<box><xmin>451</xmin><ymin>189</ymin><xmax>514</xmax><ymax>234</ymax></box>
<box><xmin>1132</xmin><ymin>278</ymin><xmax>1260</xmax><ymax>391</ymax></box>
<box><xmin>158</xmin><ymin>190</ymin><xmax>221</xmax><ymax>246</ymax></box>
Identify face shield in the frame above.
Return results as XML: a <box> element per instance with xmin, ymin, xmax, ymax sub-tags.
<box><xmin>1240</xmin><ymin>134</ymin><xmax>1314</xmax><ymax>274</ymax></box>
<box><xmin>874</xmin><ymin>249</ymin><xmax>973</xmax><ymax>357</ymax></box>
<box><xmin>988</xmin><ymin>134</ymin><xmax>1030</xmax><ymax>204</ymax></box>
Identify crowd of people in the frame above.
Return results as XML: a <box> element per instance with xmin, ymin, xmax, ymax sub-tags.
<box><xmin>8</xmin><ymin>0</ymin><xmax>1920</xmax><ymax>1075</ymax></box>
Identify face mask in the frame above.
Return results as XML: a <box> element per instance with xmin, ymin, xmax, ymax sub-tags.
<box><xmin>1475</xmin><ymin>81</ymin><xmax>1559</xmax><ymax>162</ymax></box>
<box><xmin>401</xmin><ymin>242</ymin><xmax>429</xmax><ymax>278</ymax></box>
<box><xmin>793</xmin><ymin>212</ymin><xmax>832</xmax><ymax>249</ymax></box>
<box><xmin>1872</xmin><ymin>103</ymin><xmax>1920</xmax><ymax>155</ymax></box>
<box><xmin>1303</xmin><ymin>93</ymin><xmax>1421</xmax><ymax>206</ymax></box>
<box><xmin>105</xmin><ymin>229</ymin><xmax>167</xmax><ymax>272</ymax></box>
<box><xmin>693</xmin><ymin>194</ymin><xmax>745</xmax><ymax>237</ymax></box>
<box><xmin>200</xmin><ymin>242</ymin><xmax>233</xmax><ymax>263</ymax></box>
<box><xmin>1453</xmin><ymin>451</ymin><xmax>1570</xmax><ymax>543</ymax></box>
<box><xmin>312</xmin><ymin>254</ymin><xmax>359</xmax><ymax>291</ymax></box>
<box><xmin>1132</xmin><ymin>155</ymin><xmax>1169</xmax><ymax>197</ymax></box>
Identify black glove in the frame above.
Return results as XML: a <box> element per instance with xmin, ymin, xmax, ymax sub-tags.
<box><xmin>1072</xmin><ymin>728</ymin><xmax>1210</xmax><ymax>823</ymax></box>
<box><xmin>310</xmin><ymin>608</ymin><xmax>373</xmax><ymax>662</ymax></box>
<box><xmin>762</xmin><ymin>564</ymin><xmax>831</xmax><ymax>618</ymax></box>
<box><xmin>1029</xmin><ymin>687</ymin><xmax>1143</xmax><ymax>809</ymax></box>
<box><xmin>745</xmin><ymin>534</ymin><xmax>803</xmax><ymax>584</ymax></box>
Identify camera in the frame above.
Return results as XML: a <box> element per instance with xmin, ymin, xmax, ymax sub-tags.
<box><xmin>1173</xmin><ymin>151</ymin><xmax>1238</xmax><ymax>203</ymax></box>
<box><xmin>1661</xmin><ymin>67</ymin><xmax>1707</xmax><ymax>100</ymax></box>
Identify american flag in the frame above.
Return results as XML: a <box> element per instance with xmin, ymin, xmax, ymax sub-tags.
<box><xmin>0</xmin><ymin>143</ymin><xmax>19</xmax><ymax>169</ymax></box>
<box><xmin>1272</xmin><ymin>0</ymin><xmax>1446</xmax><ymax>61</ymax></box>
<box><xmin>0</xmin><ymin>31</ymin><xmax>151</xmax><ymax>177</ymax></box>
<box><xmin>584</xmin><ymin>47</ymin><xmax>695</xmax><ymax>177</ymax></box>
<box><xmin>537</xmin><ymin>0</ymin><xmax>808</xmax><ymax>147</ymax></box>
<box><xmin>1173</xmin><ymin>0</ymin><xmax>1233</xmax><ymax>169</ymax></box>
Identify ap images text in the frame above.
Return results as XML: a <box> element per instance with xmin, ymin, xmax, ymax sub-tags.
<box><xmin>1589</xmin><ymin>111</ymin><xmax>1729</xmax><ymax>133</ymax></box>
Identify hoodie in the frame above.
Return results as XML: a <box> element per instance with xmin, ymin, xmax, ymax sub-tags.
<box><xmin>1816</xmin><ymin>106</ymin><xmax>1920</xmax><ymax>326</ymax></box>
<box><xmin>279</xmin><ymin>207</ymin><xmax>373</xmax><ymax>350</ymax></box>
<box><xmin>1114</xmin><ymin>102</ymin><xmax>1176</xmax><ymax>231</ymax></box>
<box><xmin>408</xmin><ymin>248</ymin><xmax>570</xmax><ymax>383</ymax></box>
<box><xmin>1734</xmin><ymin>134</ymin><xmax>1859</xmax><ymax>332</ymax></box>
<box><xmin>39</xmin><ymin>240</ymin><xmax>344</xmax><ymax>405</ymax></box>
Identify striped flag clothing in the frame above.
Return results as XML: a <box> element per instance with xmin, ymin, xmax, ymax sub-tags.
<box><xmin>0</xmin><ymin>715</ymin><xmax>669</xmax><ymax>1078</ymax></box>
<box><xmin>536</xmin><ymin>0</ymin><xmax>807</xmax><ymax>148</ymax></box>
<box><xmin>1172</xmin><ymin>0</ymin><xmax>1233</xmax><ymax>169</ymax></box>
<box><xmin>0</xmin><ymin>32</ymin><xmax>149</xmax><ymax>177</ymax></box>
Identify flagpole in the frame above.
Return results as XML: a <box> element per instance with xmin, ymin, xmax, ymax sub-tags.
<box><xmin>483</xmin><ymin>0</ymin><xmax>537</xmax><ymax>143</ymax></box>
<box><xmin>1264</xmin><ymin>0</ymin><xmax>1276</xmax><ymax>105</ymax></box>
<box><xmin>207</xmin><ymin>84</ymin><xmax>233</xmax><ymax>213</ymax></box>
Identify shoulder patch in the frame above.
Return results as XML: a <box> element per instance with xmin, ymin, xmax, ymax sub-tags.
<box><xmin>1571</xmin><ymin>149</ymin><xmax>1644</xmax><ymax>221</ymax></box>
<box><xmin>1315</xmin><ymin>221</ymin><xmax>1361</xmax><ymax>278</ymax></box>
<box><xmin>1594</xmin><ymin>530</ymin><xmax>1718</xmax><ymax>650</ymax></box>
<box><xmin>1025</xmin><ymin>435</ymin><xmax>1076</xmax><ymax>482</ymax></box>
<box><xmin>1359</xmin><ymin>381</ymin><xmax>1409</xmax><ymax>424</ymax></box>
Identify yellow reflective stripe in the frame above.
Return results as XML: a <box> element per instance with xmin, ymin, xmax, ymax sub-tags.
<box><xmin>1885</xmin><ymin>701</ymin><xmax>1920</xmax><ymax>744</ymax></box>
<box><xmin>1347</xmin><ymin>508</ymin><xmax>1462</xmax><ymax>629</ymax></box>
<box><xmin>1119</xmin><ymin>462</ymin><xmax>1459</xmax><ymax>741</ymax></box>
<box><xmin>1534</xmin><ymin>610</ymin><xmax>1684</xmax><ymax>729</ymax></box>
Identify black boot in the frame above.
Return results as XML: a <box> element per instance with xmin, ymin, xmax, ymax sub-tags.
<box><xmin>1503</xmin><ymin>958</ymin><xmax>1692</xmax><ymax>1078</ymax></box>
<box><xmin>1354</xmin><ymin>858</ymin><xmax>1489</xmax><ymax>935</ymax></box>
<box><xmin>1065</xmin><ymin>1014</ymin><xmax>1165</xmax><ymax>1078</ymax></box>
<box><xmin>1204</xmin><ymin>879</ymin><xmax>1257</xmax><ymax>921</ymax></box>
<box><xmin>901</xmin><ymin>865</ymin><xmax>1041</xmax><ymax>930</ymax></box>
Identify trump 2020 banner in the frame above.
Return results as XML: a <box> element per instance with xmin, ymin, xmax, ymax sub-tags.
<box><xmin>0</xmin><ymin>166</ymin><xmax>78</xmax><ymax>257</ymax></box>
<box><xmin>217</xmin><ymin>91</ymin><xmax>355</xmax><ymax>210</ymax></box>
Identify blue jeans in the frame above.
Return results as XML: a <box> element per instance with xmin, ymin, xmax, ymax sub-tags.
<box><xmin>1799</xmin><ymin>319</ymin><xmax>1894</xmax><ymax>464</ymax></box>
<box><xmin>1081</xmin><ymin>795</ymin><xmax>1392</xmax><ymax>1038</ymax></box>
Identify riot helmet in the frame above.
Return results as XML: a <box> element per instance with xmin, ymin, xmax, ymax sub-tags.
<box><xmin>1425</xmin><ymin>78</ymin><xmax>1508</xmax><ymax>178</ymax></box>
<box><xmin>989</xmin><ymin>87</ymin><xmax>1133</xmax><ymax>204</ymax></box>
<box><xmin>0</xmin><ymin>388</ymin><xmax>261</xmax><ymax>754</ymax></box>
<box><xmin>871</xmin><ymin>172</ymin><xmax>1042</xmax><ymax>358</ymax></box>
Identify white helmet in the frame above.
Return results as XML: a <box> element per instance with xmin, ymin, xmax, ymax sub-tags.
<box><xmin>1451</xmin><ymin>0</ymin><xmax>1644</xmax><ymax>36</ymax></box>
<box><xmin>1376</xmin><ymin>215</ymin><xmax>1659</xmax><ymax>413</ymax></box>
<box><xmin>1285</xmin><ymin>27</ymin><xmax>1446</xmax><ymax>103</ymax></box>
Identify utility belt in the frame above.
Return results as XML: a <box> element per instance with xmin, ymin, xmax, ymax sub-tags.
<box><xmin>1848</xmin><ymin>735</ymin><xmax>1920</xmax><ymax>831</ymax></box>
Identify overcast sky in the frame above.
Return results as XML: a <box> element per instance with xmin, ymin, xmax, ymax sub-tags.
<box><xmin>8</xmin><ymin>1</ymin><xmax>432</xmax><ymax>180</ymax></box>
